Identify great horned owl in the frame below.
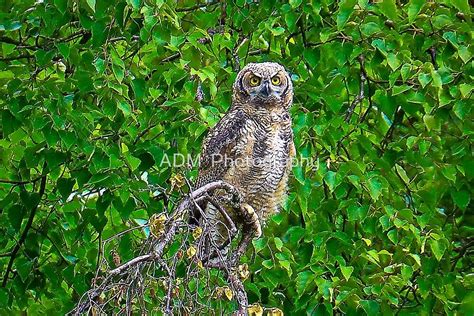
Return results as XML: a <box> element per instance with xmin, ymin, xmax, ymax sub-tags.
<box><xmin>194</xmin><ymin>62</ymin><xmax>295</xmax><ymax>251</ymax></box>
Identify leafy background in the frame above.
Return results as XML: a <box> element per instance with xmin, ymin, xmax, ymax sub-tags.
<box><xmin>0</xmin><ymin>0</ymin><xmax>472</xmax><ymax>314</ymax></box>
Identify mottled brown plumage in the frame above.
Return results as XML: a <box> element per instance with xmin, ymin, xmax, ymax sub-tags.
<box><xmin>195</xmin><ymin>62</ymin><xmax>295</xmax><ymax>247</ymax></box>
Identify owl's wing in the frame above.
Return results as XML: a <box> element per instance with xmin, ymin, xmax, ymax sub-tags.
<box><xmin>195</xmin><ymin>109</ymin><xmax>250</xmax><ymax>189</ymax></box>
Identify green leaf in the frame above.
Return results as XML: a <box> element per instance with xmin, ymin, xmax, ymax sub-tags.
<box><xmin>289</xmin><ymin>0</ymin><xmax>302</xmax><ymax>8</ymax></box>
<box><xmin>92</xmin><ymin>21</ymin><xmax>107</xmax><ymax>47</ymax></box>
<box><xmin>453</xmin><ymin>101</ymin><xmax>469</xmax><ymax>119</ymax></box>
<box><xmin>432</xmin><ymin>14</ymin><xmax>452</xmax><ymax>29</ymax></box>
<box><xmin>341</xmin><ymin>266</ymin><xmax>354</xmax><ymax>281</ymax></box>
<box><xmin>410</xmin><ymin>254</ymin><xmax>421</xmax><ymax>266</ymax></box>
<box><xmin>451</xmin><ymin>0</ymin><xmax>470</xmax><ymax>15</ymax></box>
<box><xmin>0</xmin><ymin>20</ymin><xmax>21</xmax><ymax>31</ymax></box>
<box><xmin>441</xmin><ymin>165</ymin><xmax>456</xmax><ymax>182</ymax></box>
<box><xmin>54</xmin><ymin>0</ymin><xmax>67</xmax><ymax>13</ymax></box>
<box><xmin>395</xmin><ymin>164</ymin><xmax>410</xmax><ymax>184</ymax></box>
<box><xmin>15</xmin><ymin>257</ymin><xmax>33</xmax><ymax>282</ymax></box>
<box><xmin>126</xmin><ymin>154</ymin><xmax>141</xmax><ymax>171</ymax></box>
<box><xmin>418</xmin><ymin>73</ymin><xmax>432</xmax><ymax>88</ymax></box>
<box><xmin>458</xmin><ymin>46</ymin><xmax>472</xmax><ymax>64</ymax></box>
<box><xmin>303</xmin><ymin>48</ymin><xmax>319</xmax><ymax>68</ymax></box>
<box><xmin>279</xmin><ymin>259</ymin><xmax>292</xmax><ymax>276</ymax></box>
<box><xmin>324</xmin><ymin>171</ymin><xmax>337</xmax><ymax>192</ymax></box>
<box><xmin>117</xmin><ymin>100</ymin><xmax>132</xmax><ymax>116</ymax></box>
<box><xmin>336</xmin><ymin>0</ymin><xmax>357</xmax><ymax>30</ymax></box>
<box><xmin>387</xmin><ymin>53</ymin><xmax>401</xmax><ymax>70</ymax></box>
<box><xmin>0</xmin><ymin>288</ymin><xmax>8</xmax><ymax>306</ymax></box>
<box><xmin>423</xmin><ymin>114</ymin><xmax>439</xmax><ymax>131</ymax></box>
<box><xmin>56</xmin><ymin>43</ymin><xmax>70</xmax><ymax>59</ymax></box>
<box><xmin>128</xmin><ymin>0</ymin><xmax>141</xmax><ymax>10</ymax></box>
<box><xmin>443</xmin><ymin>32</ymin><xmax>459</xmax><ymax>49</ymax></box>
<box><xmin>429</xmin><ymin>238</ymin><xmax>447</xmax><ymax>261</ymax></box>
<box><xmin>271</xmin><ymin>27</ymin><xmax>286</xmax><ymax>36</ymax></box>
<box><xmin>262</xmin><ymin>259</ymin><xmax>273</xmax><ymax>269</ymax></box>
<box><xmin>392</xmin><ymin>85</ymin><xmax>411</xmax><ymax>96</ymax></box>
<box><xmin>407</xmin><ymin>0</ymin><xmax>425</xmax><ymax>23</ymax></box>
<box><xmin>111</xmin><ymin>49</ymin><xmax>125</xmax><ymax>82</ymax></box>
<box><xmin>252</xmin><ymin>238</ymin><xmax>266</xmax><ymax>253</ymax></box>
<box><xmin>360</xmin><ymin>22</ymin><xmax>381</xmax><ymax>37</ymax></box>
<box><xmin>274</xmin><ymin>237</ymin><xmax>284</xmax><ymax>251</ymax></box>
<box><xmin>284</xmin><ymin>226</ymin><xmax>306</xmax><ymax>244</ymax></box>
<box><xmin>0</xmin><ymin>70</ymin><xmax>15</xmax><ymax>79</ymax></box>
<box><xmin>112</xmin><ymin>63</ymin><xmax>124</xmax><ymax>82</ymax></box>
<box><xmin>459</xmin><ymin>84</ymin><xmax>473</xmax><ymax>98</ymax></box>
<box><xmin>285</xmin><ymin>12</ymin><xmax>298</xmax><ymax>32</ymax></box>
<box><xmin>431</xmin><ymin>69</ymin><xmax>442</xmax><ymax>88</ymax></box>
<box><xmin>347</xmin><ymin>205</ymin><xmax>369</xmax><ymax>221</ymax></box>
<box><xmin>387</xmin><ymin>229</ymin><xmax>398</xmax><ymax>244</ymax></box>
<box><xmin>451</xmin><ymin>190</ymin><xmax>470</xmax><ymax>210</ymax></box>
<box><xmin>86</xmin><ymin>0</ymin><xmax>96</xmax><ymax>12</ymax></box>
<box><xmin>132</xmin><ymin>79</ymin><xmax>146</xmax><ymax>100</ymax></box>
<box><xmin>401</xmin><ymin>265</ymin><xmax>413</xmax><ymax>280</ymax></box>
<box><xmin>378</xmin><ymin>0</ymin><xmax>398</xmax><ymax>21</ymax></box>
<box><xmin>2</xmin><ymin>110</ymin><xmax>21</xmax><ymax>137</ymax></box>
<box><xmin>360</xmin><ymin>300</ymin><xmax>380</xmax><ymax>314</ymax></box>
<box><xmin>2</xmin><ymin>43</ymin><xmax>16</xmax><ymax>56</ymax></box>
<box><xmin>296</xmin><ymin>271</ymin><xmax>314</xmax><ymax>296</ymax></box>
<box><xmin>8</xmin><ymin>204</ymin><xmax>26</xmax><ymax>230</ymax></box>
<box><xmin>367</xmin><ymin>177</ymin><xmax>383</xmax><ymax>201</ymax></box>
<box><xmin>57</xmin><ymin>178</ymin><xmax>76</xmax><ymax>200</ymax></box>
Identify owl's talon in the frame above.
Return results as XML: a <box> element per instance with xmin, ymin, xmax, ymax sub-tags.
<box><xmin>240</xmin><ymin>203</ymin><xmax>262</xmax><ymax>239</ymax></box>
<box><xmin>254</xmin><ymin>222</ymin><xmax>262</xmax><ymax>239</ymax></box>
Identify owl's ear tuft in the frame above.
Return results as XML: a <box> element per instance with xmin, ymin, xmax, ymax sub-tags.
<box><xmin>233</xmin><ymin>70</ymin><xmax>251</xmax><ymax>100</ymax></box>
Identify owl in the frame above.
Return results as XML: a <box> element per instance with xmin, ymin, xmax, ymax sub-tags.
<box><xmin>193</xmin><ymin>62</ymin><xmax>295</xmax><ymax>253</ymax></box>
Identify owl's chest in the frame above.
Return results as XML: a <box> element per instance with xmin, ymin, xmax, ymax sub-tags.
<box><xmin>243</xmin><ymin>117</ymin><xmax>293</xmax><ymax>186</ymax></box>
<box><xmin>254</xmin><ymin>125</ymin><xmax>289</xmax><ymax>161</ymax></box>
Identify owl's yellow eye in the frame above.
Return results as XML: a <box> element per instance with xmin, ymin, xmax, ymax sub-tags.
<box><xmin>271</xmin><ymin>76</ymin><xmax>281</xmax><ymax>85</ymax></box>
<box><xmin>249</xmin><ymin>76</ymin><xmax>261</xmax><ymax>86</ymax></box>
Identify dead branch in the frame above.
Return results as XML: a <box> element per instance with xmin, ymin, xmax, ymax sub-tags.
<box><xmin>69</xmin><ymin>180</ymin><xmax>253</xmax><ymax>315</ymax></box>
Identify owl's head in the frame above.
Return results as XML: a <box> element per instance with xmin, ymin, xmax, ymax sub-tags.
<box><xmin>232</xmin><ymin>62</ymin><xmax>293</xmax><ymax>109</ymax></box>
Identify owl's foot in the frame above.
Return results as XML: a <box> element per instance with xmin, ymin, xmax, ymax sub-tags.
<box><xmin>240</xmin><ymin>203</ymin><xmax>262</xmax><ymax>239</ymax></box>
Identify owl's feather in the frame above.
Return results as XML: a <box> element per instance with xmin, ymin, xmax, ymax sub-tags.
<box><xmin>195</xmin><ymin>109</ymin><xmax>250</xmax><ymax>189</ymax></box>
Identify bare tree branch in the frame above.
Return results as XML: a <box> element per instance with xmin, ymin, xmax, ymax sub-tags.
<box><xmin>69</xmin><ymin>180</ymin><xmax>252</xmax><ymax>315</ymax></box>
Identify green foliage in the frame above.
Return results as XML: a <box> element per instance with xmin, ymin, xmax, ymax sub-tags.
<box><xmin>0</xmin><ymin>0</ymin><xmax>472</xmax><ymax>314</ymax></box>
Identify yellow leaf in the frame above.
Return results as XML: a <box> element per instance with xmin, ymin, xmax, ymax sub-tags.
<box><xmin>120</xmin><ymin>143</ymin><xmax>129</xmax><ymax>153</ymax></box>
<box><xmin>214</xmin><ymin>286</ymin><xmax>233</xmax><ymax>301</ymax></box>
<box><xmin>192</xmin><ymin>226</ymin><xmax>203</xmax><ymax>239</ymax></box>
<box><xmin>224</xmin><ymin>286</ymin><xmax>233</xmax><ymax>300</ymax></box>
<box><xmin>214</xmin><ymin>287</ymin><xmax>223</xmax><ymax>299</ymax></box>
<box><xmin>248</xmin><ymin>303</ymin><xmax>264</xmax><ymax>316</ymax></box>
<box><xmin>149</xmin><ymin>213</ymin><xmax>167</xmax><ymax>238</ymax></box>
<box><xmin>197</xmin><ymin>259</ymin><xmax>203</xmax><ymax>270</ymax></box>
<box><xmin>362</xmin><ymin>238</ymin><xmax>372</xmax><ymax>246</ymax></box>
<box><xmin>170</xmin><ymin>173</ymin><xmax>185</xmax><ymax>191</ymax></box>
<box><xmin>238</xmin><ymin>263</ymin><xmax>250</xmax><ymax>280</ymax></box>
<box><xmin>186</xmin><ymin>246</ymin><xmax>196</xmax><ymax>258</ymax></box>
<box><xmin>266</xmin><ymin>307</ymin><xmax>284</xmax><ymax>316</ymax></box>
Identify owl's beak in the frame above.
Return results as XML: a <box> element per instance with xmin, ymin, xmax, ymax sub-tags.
<box><xmin>259</xmin><ymin>81</ymin><xmax>271</xmax><ymax>98</ymax></box>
